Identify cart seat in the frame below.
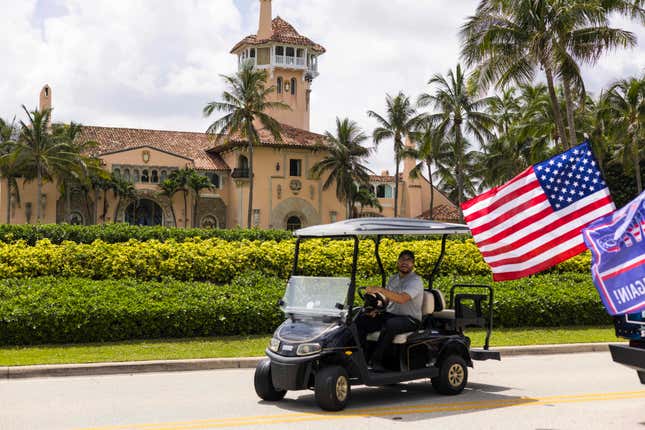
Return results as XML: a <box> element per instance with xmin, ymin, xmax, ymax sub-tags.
<box><xmin>431</xmin><ymin>290</ymin><xmax>455</xmax><ymax>320</ymax></box>
<box><xmin>366</xmin><ymin>290</ymin><xmax>445</xmax><ymax>344</ymax></box>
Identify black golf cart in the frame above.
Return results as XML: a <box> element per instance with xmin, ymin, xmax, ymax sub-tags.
<box><xmin>254</xmin><ymin>218</ymin><xmax>500</xmax><ymax>411</ymax></box>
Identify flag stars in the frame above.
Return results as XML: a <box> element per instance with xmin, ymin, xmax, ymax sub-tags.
<box><xmin>549</xmin><ymin>159</ymin><xmax>555</xmax><ymax>165</ymax></box>
<box><xmin>541</xmin><ymin>175</ymin><xmax>547</xmax><ymax>180</ymax></box>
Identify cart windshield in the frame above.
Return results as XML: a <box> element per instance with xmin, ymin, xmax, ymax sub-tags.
<box><xmin>281</xmin><ymin>276</ymin><xmax>350</xmax><ymax>318</ymax></box>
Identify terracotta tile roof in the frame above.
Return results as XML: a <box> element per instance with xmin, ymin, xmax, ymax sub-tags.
<box><xmin>210</xmin><ymin>122</ymin><xmax>327</xmax><ymax>152</ymax></box>
<box><xmin>417</xmin><ymin>205</ymin><xmax>461</xmax><ymax>222</ymax></box>
<box><xmin>231</xmin><ymin>17</ymin><xmax>325</xmax><ymax>54</ymax></box>
<box><xmin>77</xmin><ymin>126</ymin><xmax>230</xmax><ymax>171</ymax></box>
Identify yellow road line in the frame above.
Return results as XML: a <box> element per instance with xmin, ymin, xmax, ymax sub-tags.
<box><xmin>78</xmin><ymin>390</ymin><xmax>645</xmax><ymax>430</ymax></box>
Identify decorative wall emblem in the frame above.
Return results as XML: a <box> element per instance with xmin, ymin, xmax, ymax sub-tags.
<box><xmin>142</xmin><ymin>150</ymin><xmax>150</xmax><ymax>164</ymax></box>
<box><xmin>289</xmin><ymin>179</ymin><xmax>301</xmax><ymax>194</ymax></box>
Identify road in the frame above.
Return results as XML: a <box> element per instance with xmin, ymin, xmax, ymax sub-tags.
<box><xmin>1</xmin><ymin>352</ymin><xmax>643</xmax><ymax>430</ymax></box>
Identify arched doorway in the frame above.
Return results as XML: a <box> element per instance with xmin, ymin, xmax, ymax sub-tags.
<box><xmin>286</xmin><ymin>215</ymin><xmax>302</xmax><ymax>231</ymax></box>
<box><xmin>125</xmin><ymin>199</ymin><xmax>163</xmax><ymax>226</ymax></box>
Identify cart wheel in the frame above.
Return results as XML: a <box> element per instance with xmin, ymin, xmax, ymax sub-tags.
<box><xmin>254</xmin><ymin>359</ymin><xmax>287</xmax><ymax>401</ymax></box>
<box><xmin>432</xmin><ymin>354</ymin><xmax>468</xmax><ymax>395</ymax></box>
<box><xmin>315</xmin><ymin>366</ymin><xmax>351</xmax><ymax>411</ymax></box>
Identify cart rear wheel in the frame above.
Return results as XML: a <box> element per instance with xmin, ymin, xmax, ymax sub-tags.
<box><xmin>432</xmin><ymin>354</ymin><xmax>468</xmax><ymax>395</ymax></box>
<box><xmin>254</xmin><ymin>359</ymin><xmax>287</xmax><ymax>401</ymax></box>
<box><xmin>315</xmin><ymin>366</ymin><xmax>350</xmax><ymax>411</ymax></box>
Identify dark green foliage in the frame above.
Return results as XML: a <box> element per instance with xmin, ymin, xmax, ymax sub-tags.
<box><xmin>603</xmin><ymin>160</ymin><xmax>645</xmax><ymax>209</ymax></box>
<box><xmin>0</xmin><ymin>274</ymin><xmax>285</xmax><ymax>345</ymax></box>
<box><xmin>0</xmin><ymin>223</ymin><xmax>293</xmax><ymax>245</ymax></box>
<box><xmin>0</xmin><ymin>272</ymin><xmax>610</xmax><ymax>345</ymax></box>
<box><xmin>432</xmin><ymin>273</ymin><xmax>611</xmax><ymax>328</ymax></box>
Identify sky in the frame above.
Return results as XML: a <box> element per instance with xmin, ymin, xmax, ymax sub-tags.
<box><xmin>1</xmin><ymin>0</ymin><xmax>644</xmax><ymax>175</ymax></box>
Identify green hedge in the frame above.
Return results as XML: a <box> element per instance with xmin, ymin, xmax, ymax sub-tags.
<box><xmin>0</xmin><ymin>272</ymin><xmax>609</xmax><ymax>345</ymax></box>
<box><xmin>0</xmin><ymin>223</ymin><xmax>293</xmax><ymax>245</ymax></box>
<box><xmin>0</xmin><ymin>238</ymin><xmax>591</xmax><ymax>282</ymax></box>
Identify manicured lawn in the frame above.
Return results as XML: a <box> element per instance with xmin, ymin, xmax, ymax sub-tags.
<box><xmin>0</xmin><ymin>326</ymin><xmax>621</xmax><ymax>367</ymax></box>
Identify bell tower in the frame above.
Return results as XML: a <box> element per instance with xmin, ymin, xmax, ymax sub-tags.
<box><xmin>230</xmin><ymin>0</ymin><xmax>325</xmax><ymax>131</ymax></box>
<box><xmin>39</xmin><ymin>84</ymin><xmax>52</xmax><ymax>127</ymax></box>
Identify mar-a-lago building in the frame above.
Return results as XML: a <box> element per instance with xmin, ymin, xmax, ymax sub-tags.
<box><xmin>0</xmin><ymin>0</ymin><xmax>458</xmax><ymax>229</ymax></box>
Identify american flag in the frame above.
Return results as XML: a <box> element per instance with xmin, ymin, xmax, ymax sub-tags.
<box><xmin>462</xmin><ymin>142</ymin><xmax>616</xmax><ymax>281</ymax></box>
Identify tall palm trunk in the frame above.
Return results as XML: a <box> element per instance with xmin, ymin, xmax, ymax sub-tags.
<box><xmin>246</xmin><ymin>123</ymin><xmax>255</xmax><ymax>228</ymax></box>
<box><xmin>36</xmin><ymin>163</ymin><xmax>42</xmax><ymax>223</ymax></box>
<box><xmin>393</xmin><ymin>134</ymin><xmax>401</xmax><ymax>218</ymax></box>
<box><xmin>427</xmin><ymin>159</ymin><xmax>434</xmax><ymax>220</ymax></box>
<box><xmin>455</xmin><ymin>127</ymin><xmax>465</xmax><ymax>223</ymax></box>
<box><xmin>193</xmin><ymin>193</ymin><xmax>199</xmax><ymax>228</ymax></box>
<box><xmin>65</xmin><ymin>181</ymin><xmax>72</xmax><ymax>223</ymax></box>
<box><xmin>182</xmin><ymin>190</ymin><xmax>188</xmax><ymax>228</ymax></box>
<box><xmin>634</xmin><ymin>136</ymin><xmax>642</xmax><ymax>193</ymax></box>
<box><xmin>94</xmin><ymin>189</ymin><xmax>100</xmax><ymax>224</ymax></box>
<box><xmin>544</xmin><ymin>66</ymin><xmax>568</xmax><ymax>150</ymax></box>
<box><xmin>102</xmin><ymin>189</ymin><xmax>108</xmax><ymax>224</ymax></box>
<box><xmin>6</xmin><ymin>178</ymin><xmax>12</xmax><ymax>224</ymax></box>
<box><xmin>562</xmin><ymin>77</ymin><xmax>577</xmax><ymax>148</ymax></box>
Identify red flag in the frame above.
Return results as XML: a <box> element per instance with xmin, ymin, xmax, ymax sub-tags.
<box><xmin>462</xmin><ymin>142</ymin><xmax>615</xmax><ymax>281</ymax></box>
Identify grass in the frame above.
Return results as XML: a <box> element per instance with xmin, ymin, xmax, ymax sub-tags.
<box><xmin>0</xmin><ymin>326</ymin><xmax>622</xmax><ymax>367</ymax></box>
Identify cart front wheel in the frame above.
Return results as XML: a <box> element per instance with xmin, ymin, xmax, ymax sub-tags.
<box><xmin>432</xmin><ymin>354</ymin><xmax>468</xmax><ymax>395</ymax></box>
<box><xmin>254</xmin><ymin>359</ymin><xmax>287</xmax><ymax>401</ymax></box>
<box><xmin>315</xmin><ymin>366</ymin><xmax>350</xmax><ymax>411</ymax></box>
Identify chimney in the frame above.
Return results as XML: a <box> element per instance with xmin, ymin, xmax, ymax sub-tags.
<box><xmin>257</xmin><ymin>0</ymin><xmax>272</xmax><ymax>39</ymax></box>
<box><xmin>39</xmin><ymin>84</ymin><xmax>52</xmax><ymax>127</ymax></box>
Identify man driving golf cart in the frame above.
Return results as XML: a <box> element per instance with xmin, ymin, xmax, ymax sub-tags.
<box><xmin>356</xmin><ymin>250</ymin><xmax>423</xmax><ymax>372</ymax></box>
<box><xmin>254</xmin><ymin>218</ymin><xmax>500</xmax><ymax>411</ymax></box>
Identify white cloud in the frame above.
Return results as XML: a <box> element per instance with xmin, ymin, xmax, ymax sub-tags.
<box><xmin>1</xmin><ymin>0</ymin><xmax>643</xmax><ymax>176</ymax></box>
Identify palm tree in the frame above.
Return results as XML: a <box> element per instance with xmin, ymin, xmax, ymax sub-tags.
<box><xmin>51</xmin><ymin>122</ymin><xmax>97</xmax><ymax>223</ymax></box>
<box><xmin>417</xmin><ymin>65</ymin><xmax>494</xmax><ymax>216</ymax></box>
<box><xmin>0</xmin><ymin>118</ymin><xmax>23</xmax><ymax>224</ymax></box>
<box><xmin>404</xmin><ymin>127</ymin><xmax>442</xmax><ymax>219</ymax></box>
<box><xmin>204</xmin><ymin>62</ymin><xmax>288</xmax><ymax>228</ymax></box>
<box><xmin>461</xmin><ymin>0</ymin><xmax>642</xmax><ymax>150</ymax></box>
<box><xmin>603</xmin><ymin>75</ymin><xmax>645</xmax><ymax>193</ymax></box>
<box><xmin>112</xmin><ymin>176</ymin><xmax>137</xmax><ymax>223</ymax></box>
<box><xmin>367</xmin><ymin>93</ymin><xmax>424</xmax><ymax>217</ymax></box>
<box><xmin>167</xmin><ymin>168</ymin><xmax>192</xmax><ymax>228</ymax></box>
<box><xmin>187</xmin><ymin>171</ymin><xmax>214</xmax><ymax>228</ymax></box>
<box><xmin>310</xmin><ymin>118</ymin><xmax>373</xmax><ymax>219</ymax></box>
<box><xmin>353</xmin><ymin>185</ymin><xmax>383</xmax><ymax>217</ymax></box>
<box><xmin>434</xmin><ymin>137</ymin><xmax>482</xmax><ymax>205</ymax></box>
<box><xmin>158</xmin><ymin>178</ymin><xmax>179</xmax><ymax>227</ymax></box>
<box><xmin>15</xmin><ymin>106</ymin><xmax>79</xmax><ymax>223</ymax></box>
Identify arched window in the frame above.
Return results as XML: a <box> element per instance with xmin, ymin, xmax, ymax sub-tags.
<box><xmin>238</xmin><ymin>155</ymin><xmax>249</xmax><ymax>170</ymax></box>
<box><xmin>133</xmin><ymin>169</ymin><xmax>140</xmax><ymax>183</ymax></box>
<box><xmin>69</xmin><ymin>211</ymin><xmax>84</xmax><ymax>225</ymax></box>
<box><xmin>113</xmin><ymin>168</ymin><xmax>121</xmax><ymax>178</ymax></box>
<box><xmin>141</xmin><ymin>169</ymin><xmax>149</xmax><ymax>183</ymax></box>
<box><xmin>277</xmin><ymin>77</ymin><xmax>283</xmax><ymax>94</ymax></box>
<box><xmin>160</xmin><ymin>170</ymin><xmax>167</xmax><ymax>181</ymax></box>
<box><xmin>286</xmin><ymin>215</ymin><xmax>302</xmax><ymax>231</ymax></box>
<box><xmin>209</xmin><ymin>173</ymin><xmax>220</xmax><ymax>189</ymax></box>
<box><xmin>290</xmin><ymin>78</ymin><xmax>297</xmax><ymax>95</ymax></box>
<box><xmin>151</xmin><ymin>170</ymin><xmax>159</xmax><ymax>183</ymax></box>
<box><xmin>124</xmin><ymin>169</ymin><xmax>131</xmax><ymax>181</ymax></box>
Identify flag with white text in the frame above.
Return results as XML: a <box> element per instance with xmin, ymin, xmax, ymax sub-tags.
<box><xmin>462</xmin><ymin>142</ymin><xmax>615</xmax><ymax>281</ymax></box>
<box><xmin>582</xmin><ymin>190</ymin><xmax>645</xmax><ymax>316</ymax></box>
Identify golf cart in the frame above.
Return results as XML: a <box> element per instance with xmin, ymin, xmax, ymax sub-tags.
<box><xmin>254</xmin><ymin>218</ymin><xmax>500</xmax><ymax>411</ymax></box>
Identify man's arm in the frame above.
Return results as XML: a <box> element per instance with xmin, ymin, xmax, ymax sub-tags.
<box><xmin>365</xmin><ymin>286</ymin><xmax>411</xmax><ymax>304</ymax></box>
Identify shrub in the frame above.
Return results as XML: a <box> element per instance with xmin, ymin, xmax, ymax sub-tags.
<box><xmin>0</xmin><ymin>272</ymin><xmax>610</xmax><ymax>345</ymax></box>
<box><xmin>0</xmin><ymin>274</ymin><xmax>286</xmax><ymax>345</ymax></box>
<box><xmin>0</xmin><ymin>238</ymin><xmax>591</xmax><ymax>283</ymax></box>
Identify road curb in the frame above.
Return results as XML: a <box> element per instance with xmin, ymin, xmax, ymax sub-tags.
<box><xmin>0</xmin><ymin>342</ymin><xmax>622</xmax><ymax>379</ymax></box>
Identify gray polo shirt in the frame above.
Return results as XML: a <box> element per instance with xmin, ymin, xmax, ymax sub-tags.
<box><xmin>385</xmin><ymin>272</ymin><xmax>424</xmax><ymax>321</ymax></box>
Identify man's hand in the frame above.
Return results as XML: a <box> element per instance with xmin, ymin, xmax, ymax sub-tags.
<box><xmin>366</xmin><ymin>287</ymin><xmax>382</xmax><ymax>295</ymax></box>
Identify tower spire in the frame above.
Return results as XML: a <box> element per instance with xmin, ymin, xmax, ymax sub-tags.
<box><xmin>257</xmin><ymin>0</ymin><xmax>272</xmax><ymax>39</ymax></box>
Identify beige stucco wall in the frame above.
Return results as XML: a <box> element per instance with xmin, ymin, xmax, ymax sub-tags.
<box><xmin>266</xmin><ymin>68</ymin><xmax>310</xmax><ymax>131</ymax></box>
<box><xmin>0</xmin><ymin>178</ymin><xmax>59</xmax><ymax>224</ymax></box>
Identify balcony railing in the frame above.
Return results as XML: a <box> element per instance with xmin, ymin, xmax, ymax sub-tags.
<box><xmin>231</xmin><ymin>168</ymin><xmax>250</xmax><ymax>179</ymax></box>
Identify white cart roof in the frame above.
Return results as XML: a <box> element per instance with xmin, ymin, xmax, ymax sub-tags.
<box><xmin>294</xmin><ymin>218</ymin><xmax>470</xmax><ymax>237</ymax></box>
